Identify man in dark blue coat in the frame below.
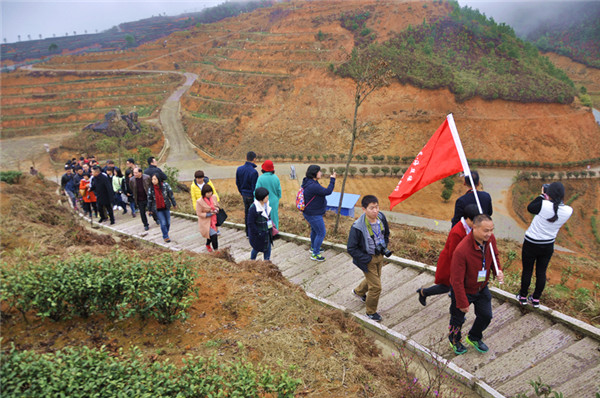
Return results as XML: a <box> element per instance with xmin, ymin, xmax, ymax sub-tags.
<box><xmin>236</xmin><ymin>151</ymin><xmax>258</xmax><ymax>237</ymax></box>
<box><xmin>451</xmin><ymin>171</ymin><xmax>493</xmax><ymax>227</ymax></box>
<box><xmin>90</xmin><ymin>166</ymin><xmax>115</xmax><ymax>224</ymax></box>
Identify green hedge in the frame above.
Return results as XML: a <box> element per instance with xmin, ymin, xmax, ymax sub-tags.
<box><xmin>0</xmin><ymin>252</ymin><xmax>197</xmax><ymax>324</ymax></box>
<box><xmin>1</xmin><ymin>345</ymin><xmax>302</xmax><ymax>398</ymax></box>
<box><xmin>0</xmin><ymin>171</ymin><xmax>23</xmax><ymax>184</ymax></box>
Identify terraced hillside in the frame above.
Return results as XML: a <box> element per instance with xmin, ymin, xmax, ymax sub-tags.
<box><xmin>4</xmin><ymin>0</ymin><xmax>600</xmax><ymax>164</ymax></box>
<box><xmin>0</xmin><ymin>70</ymin><xmax>181</xmax><ymax>138</ymax></box>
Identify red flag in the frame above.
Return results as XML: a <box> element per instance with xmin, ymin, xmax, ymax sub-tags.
<box><xmin>389</xmin><ymin>115</ymin><xmax>470</xmax><ymax>209</ymax></box>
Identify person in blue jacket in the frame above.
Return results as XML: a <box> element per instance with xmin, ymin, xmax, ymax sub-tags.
<box><xmin>301</xmin><ymin>165</ymin><xmax>336</xmax><ymax>261</ymax></box>
<box><xmin>236</xmin><ymin>151</ymin><xmax>258</xmax><ymax>237</ymax></box>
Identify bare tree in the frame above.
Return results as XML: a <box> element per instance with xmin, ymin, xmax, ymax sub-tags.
<box><xmin>39</xmin><ymin>34</ymin><xmax>42</xmax><ymax>39</ymax></box>
<box><xmin>3</xmin><ymin>38</ymin><xmax>6</xmax><ymax>44</ymax></box>
<box><xmin>333</xmin><ymin>47</ymin><xmax>392</xmax><ymax>234</ymax></box>
<box><xmin>27</xmin><ymin>34</ymin><xmax>31</xmax><ymax>40</ymax></box>
<box><xmin>17</xmin><ymin>35</ymin><xmax>21</xmax><ymax>41</ymax></box>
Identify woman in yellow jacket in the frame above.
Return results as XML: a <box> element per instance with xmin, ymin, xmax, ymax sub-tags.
<box><xmin>191</xmin><ymin>170</ymin><xmax>219</xmax><ymax>211</ymax></box>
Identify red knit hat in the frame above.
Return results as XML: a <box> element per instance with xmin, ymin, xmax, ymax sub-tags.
<box><xmin>262</xmin><ymin>160</ymin><xmax>274</xmax><ymax>172</ymax></box>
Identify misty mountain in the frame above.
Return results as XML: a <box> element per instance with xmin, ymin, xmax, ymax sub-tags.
<box><xmin>461</xmin><ymin>1</ymin><xmax>600</xmax><ymax>67</ymax></box>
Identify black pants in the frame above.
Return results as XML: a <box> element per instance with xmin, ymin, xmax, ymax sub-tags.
<box><xmin>422</xmin><ymin>283</ymin><xmax>451</xmax><ymax>297</ymax></box>
<box><xmin>206</xmin><ymin>235</ymin><xmax>218</xmax><ymax>250</ymax></box>
<box><xmin>82</xmin><ymin>202</ymin><xmax>98</xmax><ymax>217</ymax></box>
<box><xmin>97</xmin><ymin>202</ymin><xmax>114</xmax><ymax>223</ymax></box>
<box><xmin>449</xmin><ymin>286</ymin><xmax>492</xmax><ymax>343</ymax></box>
<box><xmin>519</xmin><ymin>240</ymin><xmax>554</xmax><ymax>300</ymax></box>
<box><xmin>242</xmin><ymin>195</ymin><xmax>254</xmax><ymax>236</ymax></box>
<box><xmin>137</xmin><ymin>200</ymin><xmax>149</xmax><ymax>228</ymax></box>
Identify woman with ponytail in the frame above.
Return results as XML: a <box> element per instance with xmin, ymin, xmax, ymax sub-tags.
<box><xmin>517</xmin><ymin>182</ymin><xmax>573</xmax><ymax>307</ymax></box>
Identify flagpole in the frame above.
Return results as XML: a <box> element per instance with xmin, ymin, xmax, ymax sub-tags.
<box><xmin>447</xmin><ymin>114</ymin><xmax>501</xmax><ymax>278</ymax></box>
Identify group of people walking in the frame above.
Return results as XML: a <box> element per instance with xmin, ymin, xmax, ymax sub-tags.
<box><xmin>62</xmin><ymin>155</ymin><xmax>177</xmax><ymax>242</ymax></box>
<box><xmin>346</xmin><ymin>171</ymin><xmax>572</xmax><ymax>356</ymax></box>
<box><xmin>63</xmin><ymin>154</ymin><xmax>574</xmax><ymax>357</ymax></box>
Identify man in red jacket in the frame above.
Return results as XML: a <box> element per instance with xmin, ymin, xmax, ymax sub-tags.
<box><xmin>449</xmin><ymin>214</ymin><xmax>504</xmax><ymax>355</ymax></box>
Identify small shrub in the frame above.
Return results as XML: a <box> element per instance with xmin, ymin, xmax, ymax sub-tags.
<box><xmin>441</xmin><ymin>188</ymin><xmax>452</xmax><ymax>202</ymax></box>
<box><xmin>371</xmin><ymin>166</ymin><xmax>380</xmax><ymax>176</ymax></box>
<box><xmin>359</xmin><ymin>167</ymin><xmax>368</xmax><ymax>176</ymax></box>
<box><xmin>0</xmin><ymin>171</ymin><xmax>23</xmax><ymax>184</ymax></box>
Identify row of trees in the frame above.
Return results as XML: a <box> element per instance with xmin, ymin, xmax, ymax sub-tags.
<box><xmin>321</xmin><ymin>166</ymin><xmax>407</xmax><ymax>178</ymax></box>
<box><xmin>514</xmin><ymin>170</ymin><xmax>598</xmax><ymax>182</ymax></box>
<box><xmin>255</xmin><ymin>152</ymin><xmax>600</xmax><ymax>169</ymax></box>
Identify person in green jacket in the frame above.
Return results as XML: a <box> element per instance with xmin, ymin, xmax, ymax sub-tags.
<box><xmin>255</xmin><ymin>160</ymin><xmax>282</xmax><ymax>230</ymax></box>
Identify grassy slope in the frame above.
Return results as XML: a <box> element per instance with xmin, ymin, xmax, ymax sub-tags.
<box><xmin>0</xmin><ymin>175</ymin><xmax>475</xmax><ymax>397</ymax></box>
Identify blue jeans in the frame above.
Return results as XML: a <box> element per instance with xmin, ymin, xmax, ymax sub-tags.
<box><xmin>65</xmin><ymin>189</ymin><xmax>77</xmax><ymax>208</ymax></box>
<box><xmin>128</xmin><ymin>200</ymin><xmax>136</xmax><ymax>214</ymax></box>
<box><xmin>251</xmin><ymin>243</ymin><xmax>272</xmax><ymax>261</ymax></box>
<box><xmin>156</xmin><ymin>209</ymin><xmax>171</xmax><ymax>239</ymax></box>
<box><xmin>303</xmin><ymin>213</ymin><xmax>326</xmax><ymax>255</ymax></box>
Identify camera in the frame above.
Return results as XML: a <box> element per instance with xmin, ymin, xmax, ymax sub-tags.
<box><xmin>375</xmin><ymin>242</ymin><xmax>393</xmax><ymax>258</ymax></box>
<box><xmin>542</xmin><ymin>184</ymin><xmax>550</xmax><ymax>194</ymax></box>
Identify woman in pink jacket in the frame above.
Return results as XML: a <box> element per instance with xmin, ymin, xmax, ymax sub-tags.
<box><xmin>196</xmin><ymin>184</ymin><xmax>220</xmax><ymax>252</ymax></box>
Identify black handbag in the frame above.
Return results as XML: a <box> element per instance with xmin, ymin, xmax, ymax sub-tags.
<box><xmin>216</xmin><ymin>208</ymin><xmax>227</xmax><ymax>226</ymax></box>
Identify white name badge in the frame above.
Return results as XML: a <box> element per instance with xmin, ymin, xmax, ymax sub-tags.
<box><xmin>477</xmin><ymin>270</ymin><xmax>487</xmax><ymax>282</ymax></box>
<box><xmin>267</xmin><ymin>220</ymin><xmax>273</xmax><ymax>229</ymax></box>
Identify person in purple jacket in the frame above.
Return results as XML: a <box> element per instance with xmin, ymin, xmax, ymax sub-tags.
<box><xmin>301</xmin><ymin>165</ymin><xmax>336</xmax><ymax>261</ymax></box>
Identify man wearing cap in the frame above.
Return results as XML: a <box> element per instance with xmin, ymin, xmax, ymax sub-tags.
<box><xmin>236</xmin><ymin>151</ymin><xmax>259</xmax><ymax>237</ymax></box>
<box><xmin>255</xmin><ymin>160</ymin><xmax>282</xmax><ymax>230</ymax></box>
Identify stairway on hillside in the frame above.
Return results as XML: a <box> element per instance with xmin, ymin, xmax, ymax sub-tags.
<box><xmin>99</xmin><ymin>210</ymin><xmax>600</xmax><ymax>398</ymax></box>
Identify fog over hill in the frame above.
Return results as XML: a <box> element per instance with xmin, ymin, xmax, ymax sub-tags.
<box><xmin>459</xmin><ymin>0</ymin><xmax>600</xmax><ymax>37</ymax></box>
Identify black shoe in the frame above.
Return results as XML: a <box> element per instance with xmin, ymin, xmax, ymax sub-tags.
<box><xmin>417</xmin><ymin>288</ymin><xmax>427</xmax><ymax>306</ymax></box>
<box><xmin>353</xmin><ymin>289</ymin><xmax>366</xmax><ymax>303</ymax></box>
<box><xmin>450</xmin><ymin>340</ymin><xmax>468</xmax><ymax>355</ymax></box>
<box><xmin>123</xmin><ymin>209</ymin><xmax>127</xmax><ymax>214</ymax></box>
<box><xmin>98</xmin><ymin>218</ymin><xmax>107</xmax><ymax>223</ymax></box>
<box><xmin>144</xmin><ymin>225</ymin><xmax>149</xmax><ymax>231</ymax></box>
<box><xmin>527</xmin><ymin>295</ymin><xmax>540</xmax><ymax>308</ymax></box>
<box><xmin>516</xmin><ymin>294</ymin><xmax>528</xmax><ymax>306</ymax></box>
<box><xmin>366</xmin><ymin>312</ymin><xmax>382</xmax><ymax>322</ymax></box>
<box><xmin>466</xmin><ymin>336</ymin><xmax>489</xmax><ymax>353</ymax></box>
<box><xmin>110</xmin><ymin>221</ymin><xmax>115</xmax><ymax>225</ymax></box>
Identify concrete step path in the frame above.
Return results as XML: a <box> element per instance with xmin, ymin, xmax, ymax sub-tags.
<box><xmin>92</xmin><ymin>210</ymin><xmax>600</xmax><ymax>398</ymax></box>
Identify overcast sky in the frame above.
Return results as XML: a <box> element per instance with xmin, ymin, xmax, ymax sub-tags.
<box><xmin>1</xmin><ymin>0</ymin><xmax>224</xmax><ymax>43</ymax></box>
<box><xmin>1</xmin><ymin>0</ymin><xmax>594</xmax><ymax>44</ymax></box>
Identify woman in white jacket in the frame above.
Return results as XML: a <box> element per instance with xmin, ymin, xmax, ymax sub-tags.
<box><xmin>517</xmin><ymin>182</ymin><xmax>573</xmax><ymax>308</ymax></box>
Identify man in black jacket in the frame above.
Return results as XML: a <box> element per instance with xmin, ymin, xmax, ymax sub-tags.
<box><xmin>451</xmin><ymin>171</ymin><xmax>493</xmax><ymax>227</ymax></box>
<box><xmin>90</xmin><ymin>166</ymin><xmax>115</xmax><ymax>224</ymax></box>
<box><xmin>144</xmin><ymin>156</ymin><xmax>168</xmax><ymax>181</ymax></box>
<box><xmin>130</xmin><ymin>167</ymin><xmax>151</xmax><ymax>231</ymax></box>
<box><xmin>347</xmin><ymin>195</ymin><xmax>391</xmax><ymax>322</ymax></box>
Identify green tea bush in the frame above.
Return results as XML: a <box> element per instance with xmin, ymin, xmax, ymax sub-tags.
<box><xmin>0</xmin><ymin>252</ymin><xmax>197</xmax><ymax>324</ymax></box>
<box><xmin>0</xmin><ymin>171</ymin><xmax>23</xmax><ymax>184</ymax></box>
<box><xmin>1</xmin><ymin>345</ymin><xmax>302</xmax><ymax>398</ymax></box>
